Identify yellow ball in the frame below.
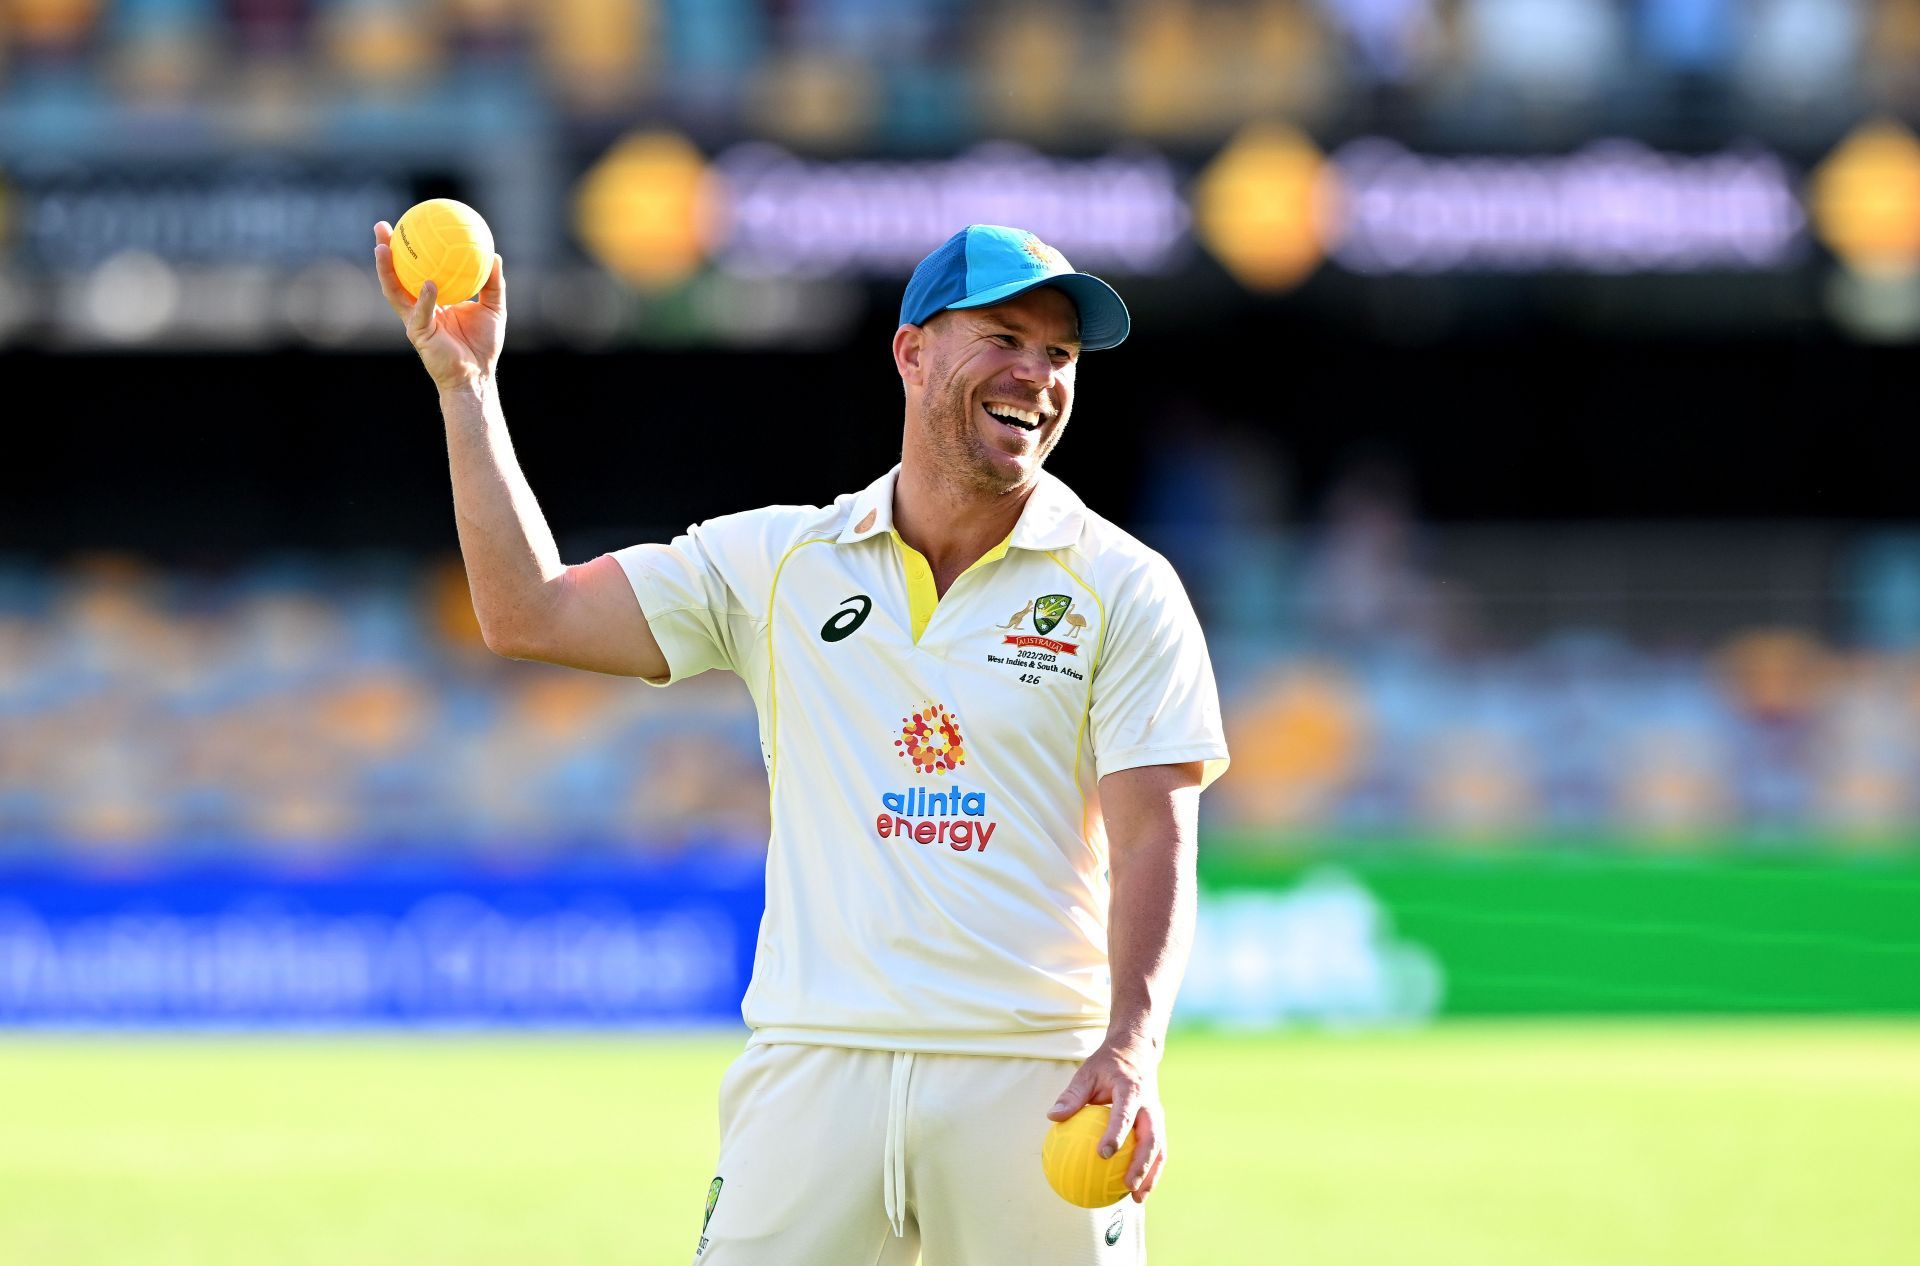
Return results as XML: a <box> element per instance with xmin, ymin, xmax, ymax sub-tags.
<box><xmin>1041</xmin><ymin>1104</ymin><xmax>1135</xmax><ymax>1208</ymax></box>
<box><xmin>390</xmin><ymin>198</ymin><xmax>494</xmax><ymax>305</ymax></box>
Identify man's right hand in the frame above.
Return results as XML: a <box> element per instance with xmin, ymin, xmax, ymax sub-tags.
<box><xmin>374</xmin><ymin>221</ymin><xmax>505</xmax><ymax>391</ymax></box>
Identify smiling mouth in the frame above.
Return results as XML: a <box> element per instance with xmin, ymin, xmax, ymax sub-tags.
<box><xmin>983</xmin><ymin>402</ymin><xmax>1046</xmax><ymax>433</ymax></box>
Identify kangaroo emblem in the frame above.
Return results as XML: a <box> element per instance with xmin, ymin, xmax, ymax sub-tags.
<box><xmin>999</xmin><ymin>601</ymin><xmax>1033</xmax><ymax>630</ymax></box>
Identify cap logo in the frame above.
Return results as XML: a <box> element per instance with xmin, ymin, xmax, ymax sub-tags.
<box><xmin>1021</xmin><ymin>233</ymin><xmax>1066</xmax><ymax>270</ymax></box>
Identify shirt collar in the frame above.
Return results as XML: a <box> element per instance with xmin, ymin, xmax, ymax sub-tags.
<box><xmin>837</xmin><ymin>464</ymin><xmax>1087</xmax><ymax>551</ymax></box>
<box><xmin>838</xmin><ymin>466</ymin><xmax>900</xmax><ymax>543</ymax></box>
<box><xmin>1010</xmin><ymin>469</ymin><xmax>1090</xmax><ymax>550</ymax></box>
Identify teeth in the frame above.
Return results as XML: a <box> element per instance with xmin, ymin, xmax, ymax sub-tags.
<box><xmin>985</xmin><ymin>403</ymin><xmax>1043</xmax><ymax>427</ymax></box>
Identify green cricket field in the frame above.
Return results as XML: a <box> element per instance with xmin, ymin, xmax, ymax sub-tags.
<box><xmin>1</xmin><ymin>1022</ymin><xmax>1914</xmax><ymax>1265</ymax></box>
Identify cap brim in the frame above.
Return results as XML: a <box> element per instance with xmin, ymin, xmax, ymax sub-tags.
<box><xmin>946</xmin><ymin>273</ymin><xmax>1131</xmax><ymax>351</ymax></box>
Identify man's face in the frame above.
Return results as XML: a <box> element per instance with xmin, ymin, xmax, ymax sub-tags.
<box><xmin>910</xmin><ymin>286</ymin><xmax>1081</xmax><ymax>496</ymax></box>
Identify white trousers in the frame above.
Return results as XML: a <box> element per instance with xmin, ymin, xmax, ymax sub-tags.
<box><xmin>690</xmin><ymin>1042</ymin><xmax>1147</xmax><ymax>1266</ymax></box>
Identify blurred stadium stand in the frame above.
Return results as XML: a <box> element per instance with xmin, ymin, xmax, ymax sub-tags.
<box><xmin>0</xmin><ymin>0</ymin><xmax>1902</xmax><ymax>138</ymax></box>
<box><xmin>7</xmin><ymin>505</ymin><xmax>1919</xmax><ymax>863</ymax></box>
<box><xmin>0</xmin><ymin>554</ymin><xmax>773</xmax><ymax>862</ymax></box>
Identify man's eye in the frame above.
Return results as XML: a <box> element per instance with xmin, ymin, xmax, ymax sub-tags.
<box><xmin>993</xmin><ymin>334</ymin><xmax>1017</xmax><ymax>346</ymax></box>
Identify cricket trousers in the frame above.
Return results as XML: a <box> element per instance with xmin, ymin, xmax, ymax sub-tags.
<box><xmin>688</xmin><ymin>1042</ymin><xmax>1147</xmax><ymax>1266</ymax></box>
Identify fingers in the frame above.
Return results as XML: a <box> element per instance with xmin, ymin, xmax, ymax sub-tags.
<box><xmin>1048</xmin><ymin>1072</ymin><xmax>1093</xmax><ymax>1121</ymax></box>
<box><xmin>1121</xmin><ymin>1105</ymin><xmax>1158</xmax><ymax>1188</ymax></box>
<box><xmin>1133</xmin><ymin>1148</ymin><xmax>1167</xmax><ymax>1204</ymax></box>
<box><xmin>478</xmin><ymin>253</ymin><xmax>506</xmax><ymax>314</ymax></box>
<box><xmin>1100</xmin><ymin>1083</ymin><xmax>1143</xmax><ymax>1160</ymax></box>
<box><xmin>406</xmin><ymin>280</ymin><xmax>438</xmax><ymax>345</ymax></box>
<box><xmin>374</xmin><ymin>245</ymin><xmax>416</xmax><ymax>313</ymax></box>
<box><xmin>373</xmin><ymin>224</ymin><xmax>416</xmax><ymax>316</ymax></box>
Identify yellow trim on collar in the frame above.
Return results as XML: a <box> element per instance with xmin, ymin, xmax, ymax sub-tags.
<box><xmin>891</xmin><ymin>529</ymin><xmax>1014</xmax><ymax>644</ymax></box>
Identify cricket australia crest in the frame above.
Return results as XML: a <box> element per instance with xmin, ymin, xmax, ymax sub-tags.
<box><xmin>1031</xmin><ymin>593</ymin><xmax>1072</xmax><ymax>636</ymax></box>
<box><xmin>990</xmin><ymin>593</ymin><xmax>1088</xmax><ymax>674</ymax></box>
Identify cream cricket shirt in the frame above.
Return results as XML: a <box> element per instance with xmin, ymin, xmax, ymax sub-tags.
<box><xmin>614</xmin><ymin>465</ymin><xmax>1229</xmax><ymax>1060</ymax></box>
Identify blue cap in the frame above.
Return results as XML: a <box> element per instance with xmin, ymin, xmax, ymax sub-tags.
<box><xmin>899</xmin><ymin>225</ymin><xmax>1130</xmax><ymax>351</ymax></box>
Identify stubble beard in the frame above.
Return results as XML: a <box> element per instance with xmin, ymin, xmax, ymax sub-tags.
<box><xmin>922</xmin><ymin>364</ymin><xmax>1065</xmax><ymax>500</ymax></box>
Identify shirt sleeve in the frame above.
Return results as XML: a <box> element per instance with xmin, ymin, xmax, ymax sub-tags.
<box><xmin>1088</xmin><ymin>553</ymin><xmax>1231</xmax><ymax>789</ymax></box>
<box><xmin>610</xmin><ymin>525</ymin><xmax>743</xmax><ymax>686</ymax></box>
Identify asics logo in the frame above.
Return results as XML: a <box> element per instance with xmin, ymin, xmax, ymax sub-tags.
<box><xmin>820</xmin><ymin>594</ymin><xmax>873</xmax><ymax>642</ymax></box>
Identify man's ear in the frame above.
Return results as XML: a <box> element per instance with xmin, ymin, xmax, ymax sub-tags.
<box><xmin>893</xmin><ymin>323</ymin><xmax>926</xmax><ymax>387</ymax></box>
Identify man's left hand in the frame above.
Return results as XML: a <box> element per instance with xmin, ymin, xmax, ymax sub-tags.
<box><xmin>1047</xmin><ymin>1039</ymin><xmax>1166</xmax><ymax>1203</ymax></box>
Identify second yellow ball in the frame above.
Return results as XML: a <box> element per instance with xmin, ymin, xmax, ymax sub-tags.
<box><xmin>1041</xmin><ymin>1104</ymin><xmax>1137</xmax><ymax>1208</ymax></box>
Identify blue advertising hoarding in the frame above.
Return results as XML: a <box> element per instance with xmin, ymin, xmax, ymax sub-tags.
<box><xmin>0</xmin><ymin>854</ymin><xmax>765</xmax><ymax>1028</ymax></box>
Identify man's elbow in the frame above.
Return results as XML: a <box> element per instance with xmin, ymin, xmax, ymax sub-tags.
<box><xmin>477</xmin><ymin>614</ymin><xmax>545</xmax><ymax>661</ymax></box>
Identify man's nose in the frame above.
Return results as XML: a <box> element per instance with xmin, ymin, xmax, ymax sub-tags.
<box><xmin>1010</xmin><ymin>346</ymin><xmax>1055</xmax><ymax>386</ymax></box>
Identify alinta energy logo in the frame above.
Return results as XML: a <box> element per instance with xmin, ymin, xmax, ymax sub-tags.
<box><xmin>880</xmin><ymin>701</ymin><xmax>998</xmax><ymax>853</ymax></box>
<box><xmin>896</xmin><ymin>701</ymin><xmax>967</xmax><ymax>774</ymax></box>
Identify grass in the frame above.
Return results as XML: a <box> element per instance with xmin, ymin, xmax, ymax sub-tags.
<box><xmin>0</xmin><ymin>1022</ymin><xmax>1915</xmax><ymax>1265</ymax></box>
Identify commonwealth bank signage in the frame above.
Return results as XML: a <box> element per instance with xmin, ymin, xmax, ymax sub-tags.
<box><xmin>713</xmin><ymin>142</ymin><xmax>1190</xmax><ymax>276</ymax></box>
<box><xmin>574</xmin><ymin>128</ymin><xmax>1824</xmax><ymax>293</ymax></box>
<box><xmin>572</xmin><ymin>137</ymin><xmax>1191</xmax><ymax>286</ymax></box>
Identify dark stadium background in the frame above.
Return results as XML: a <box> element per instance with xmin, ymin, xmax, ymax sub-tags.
<box><xmin>12</xmin><ymin>330</ymin><xmax>1916</xmax><ymax>556</ymax></box>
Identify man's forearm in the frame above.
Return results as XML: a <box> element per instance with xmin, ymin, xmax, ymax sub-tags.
<box><xmin>1104</xmin><ymin>832</ymin><xmax>1198</xmax><ymax>1054</ymax></box>
<box><xmin>439</xmin><ymin>376</ymin><xmax>564</xmax><ymax>648</ymax></box>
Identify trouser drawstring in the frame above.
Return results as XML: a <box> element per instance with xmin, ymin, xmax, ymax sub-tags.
<box><xmin>881</xmin><ymin>1052</ymin><xmax>915</xmax><ymax>1238</ymax></box>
